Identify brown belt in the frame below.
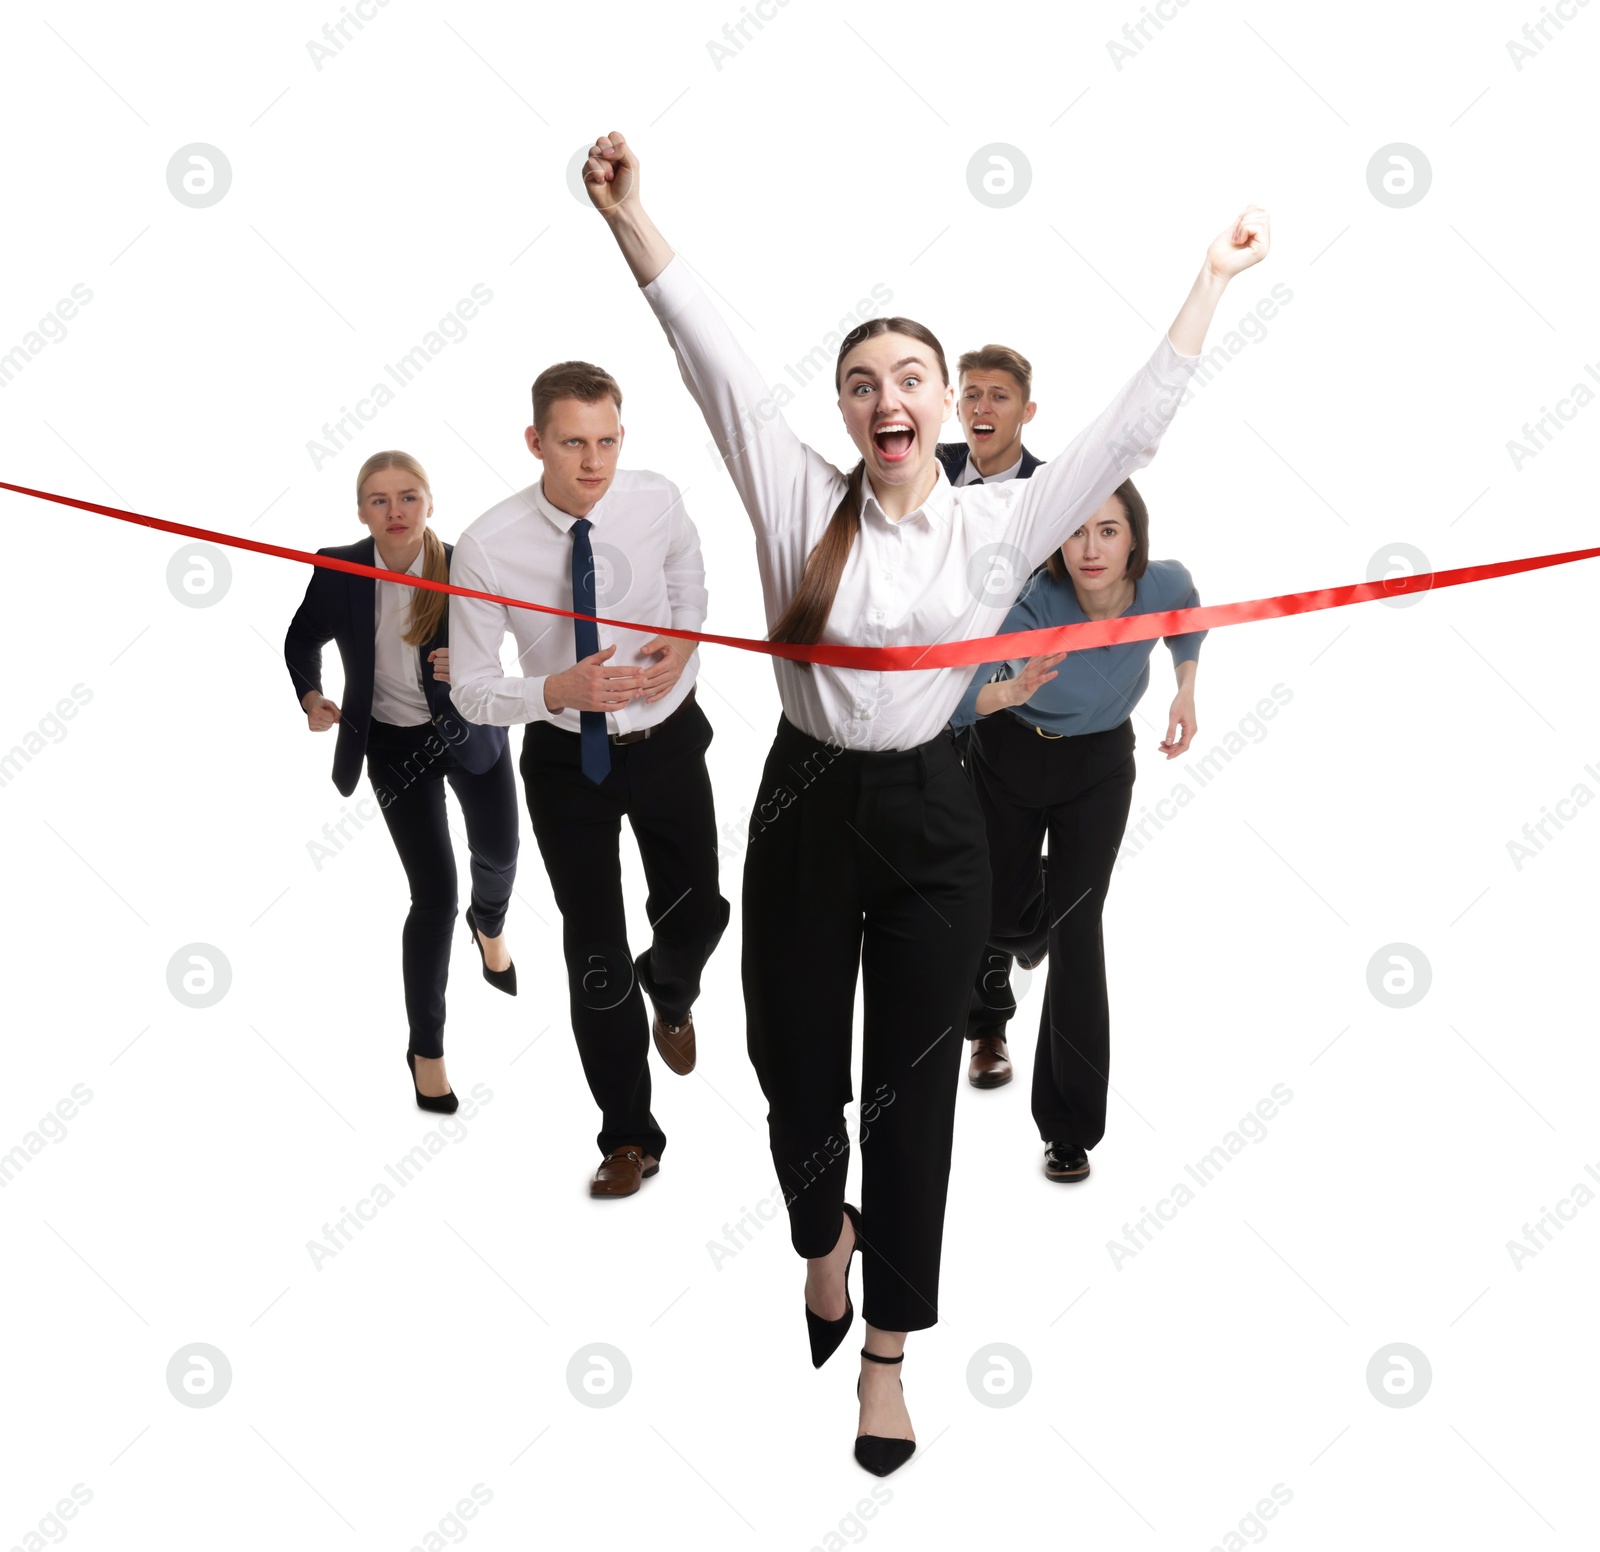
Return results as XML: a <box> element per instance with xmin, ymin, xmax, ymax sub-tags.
<box><xmin>610</xmin><ymin>687</ymin><xmax>695</xmax><ymax>745</ymax></box>
<box><xmin>1004</xmin><ymin>708</ymin><xmax>1064</xmax><ymax>739</ymax></box>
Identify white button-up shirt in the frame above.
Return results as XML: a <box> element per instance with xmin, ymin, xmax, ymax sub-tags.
<box><xmin>641</xmin><ymin>255</ymin><xmax>1199</xmax><ymax>751</ymax></box>
<box><xmin>447</xmin><ymin>471</ymin><xmax>708</xmax><ymax>734</ymax></box>
<box><xmin>372</xmin><ymin>543</ymin><xmax>431</xmax><ymax>725</ymax></box>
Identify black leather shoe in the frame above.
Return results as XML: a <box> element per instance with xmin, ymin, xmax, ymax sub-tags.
<box><xmin>1044</xmin><ymin>1141</ymin><xmax>1090</xmax><ymax>1182</ymax></box>
<box><xmin>406</xmin><ymin>1049</ymin><xmax>459</xmax><ymax>1115</ymax></box>
<box><xmin>854</xmin><ymin>1349</ymin><xmax>915</xmax><ymax>1477</ymax></box>
<box><xmin>465</xmin><ymin>906</ymin><xmax>516</xmax><ymax>996</ymax></box>
<box><xmin>805</xmin><ymin>1203</ymin><xmax>861</xmax><ymax>1367</ymax></box>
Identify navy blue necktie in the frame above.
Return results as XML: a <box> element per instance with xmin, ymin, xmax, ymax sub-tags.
<box><xmin>570</xmin><ymin>518</ymin><xmax>610</xmax><ymax>784</ymax></box>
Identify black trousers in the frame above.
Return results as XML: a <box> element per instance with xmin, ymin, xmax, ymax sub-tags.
<box><xmin>521</xmin><ymin>693</ymin><xmax>729</xmax><ymax>1160</ymax></box>
<box><xmin>967</xmin><ymin>713</ymin><xmax>1136</xmax><ymax>1149</ymax></box>
<box><xmin>365</xmin><ymin>719</ymin><xmax>521</xmax><ymax>1060</ymax></box>
<box><xmin>744</xmin><ymin>715</ymin><xmax>990</xmax><ymax>1333</ymax></box>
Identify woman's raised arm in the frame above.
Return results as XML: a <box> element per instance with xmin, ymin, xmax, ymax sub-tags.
<box><xmin>1005</xmin><ymin>208</ymin><xmax>1271</xmax><ymax>570</ymax></box>
<box><xmin>583</xmin><ymin>132</ymin><xmax>674</xmax><ymax>286</ymax></box>
<box><xmin>583</xmin><ymin>132</ymin><xmax>845</xmax><ymax>543</ymax></box>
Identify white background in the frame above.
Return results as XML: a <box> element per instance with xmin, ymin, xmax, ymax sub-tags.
<box><xmin>2</xmin><ymin>1</ymin><xmax>1597</xmax><ymax>1548</ymax></box>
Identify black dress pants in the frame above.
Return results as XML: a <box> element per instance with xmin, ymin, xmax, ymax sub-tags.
<box><xmin>365</xmin><ymin>718</ymin><xmax>520</xmax><ymax>1060</ymax></box>
<box><xmin>968</xmin><ymin>713</ymin><xmax>1136</xmax><ymax>1149</ymax></box>
<box><xmin>521</xmin><ymin>693</ymin><xmax>729</xmax><ymax>1160</ymax></box>
<box><xmin>743</xmin><ymin>715</ymin><xmax>990</xmax><ymax>1333</ymax></box>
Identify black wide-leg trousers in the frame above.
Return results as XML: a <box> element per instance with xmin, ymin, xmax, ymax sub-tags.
<box><xmin>521</xmin><ymin>694</ymin><xmax>730</xmax><ymax>1160</ymax></box>
<box><xmin>365</xmin><ymin>718</ymin><xmax>520</xmax><ymax>1060</ymax></box>
<box><xmin>967</xmin><ymin>713</ymin><xmax>1137</xmax><ymax>1149</ymax></box>
<box><xmin>743</xmin><ymin>715</ymin><xmax>990</xmax><ymax>1333</ymax></box>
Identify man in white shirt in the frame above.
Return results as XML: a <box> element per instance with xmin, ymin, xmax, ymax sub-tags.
<box><xmin>936</xmin><ymin>343</ymin><xmax>1048</xmax><ymax>1092</ymax></box>
<box><xmin>448</xmin><ymin>360</ymin><xmax>730</xmax><ymax>1197</ymax></box>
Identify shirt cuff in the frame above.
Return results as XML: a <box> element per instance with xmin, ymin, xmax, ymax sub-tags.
<box><xmin>1159</xmin><ymin>329</ymin><xmax>1203</xmax><ymax>366</ymax></box>
<box><xmin>523</xmin><ymin>675</ymin><xmax>555</xmax><ymax>724</ymax></box>
<box><xmin>641</xmin><ymin>253</ymin><xmax>695</xmax><ymax>320</ymax></box>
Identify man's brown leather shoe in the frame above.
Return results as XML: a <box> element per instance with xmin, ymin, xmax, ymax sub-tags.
<box><xmin>652</xmin><ymin>1009</ymin><xmax>696</xmax><ymax>1075</ymax></box>
<box><xmin>967</xmin><ymin>1032</ymin><xmax>1012</xmax><ymax>1089</ymax></box>
<box><xmin>589</xmin><ymin>1146</ymin><xmax>660</xmax><ymax>1198</ymax></box>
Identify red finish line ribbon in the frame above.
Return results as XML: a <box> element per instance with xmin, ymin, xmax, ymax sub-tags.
<box><xmin>4</xmin><ymin>479</ymin><xmax>1596</xmax><ymax>670</ymax></box>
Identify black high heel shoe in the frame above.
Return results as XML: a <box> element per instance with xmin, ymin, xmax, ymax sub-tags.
<box><xmin>465</xmin><ymin>907</ymin><xmax>516</xmax><ymax>996</ymax></box>
<box><xmin>805</xmin><ymin>1202</ymin><xmax>862</xmax><ymax>1368</ymax></box>
<box><xmin>854</xmin><ymin>1349</ymin><xmax>915</xmax><ymax>1477</ymax></box>
<box><xmin>405</xmin><ymin>1049</ymin><xmax>459</xmax><ymax>1115</ymax></box>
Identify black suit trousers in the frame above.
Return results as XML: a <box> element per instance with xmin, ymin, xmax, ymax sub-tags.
<box><xmin>521</xmin><ymin>694</ymin><xmax>729</xmax><ymax>1160</ymax></box>
<box><xmin>365</xmin><ymin>718</ymin><xmax>520</xmax><ymax>1059</ymax></box>
<box><xmin>743</xmin><ymin>716</ymin><xmax>990</xmax><ymax>1333</ymax></box>
<box><xmin>967</xmin><ymin>713</ymin><xmax>1136</xmax><ymax>1149</ymax></box>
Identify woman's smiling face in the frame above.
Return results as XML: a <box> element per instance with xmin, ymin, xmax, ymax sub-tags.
<box><xmin>836</xmin><ymin>331</ymin><xmax>954</xmax><ymax>494</ymax></box>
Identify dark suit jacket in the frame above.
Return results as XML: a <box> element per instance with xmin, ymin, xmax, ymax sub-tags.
<box><xmin>935</xmin><ymin>441</ymin><xmax>1044</xmax><ymax>484</ymax></box>
<box><xmin>284</xmin><ymin>536</ymin><xmax>508</xmax><ymax>797</ymax></box>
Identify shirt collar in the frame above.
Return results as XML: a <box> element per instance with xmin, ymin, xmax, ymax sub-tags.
<box><xmin>962</xmin><ymin>449</ymin><xmax>1025</xmax><ymax>485</ymax></box>
<box><xmin>859</xmin><ymin>459</ymin><xmax>951</xmax><ymax>529</ymax></box>
<box><xmin>530</xmin><ymin>477</ymin><xmax>604</xmax><ymax>534</ymax></box>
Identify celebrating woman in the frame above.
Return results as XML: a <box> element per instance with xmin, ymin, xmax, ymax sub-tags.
<box><xmin>284</xmin><ymin>450</ymin><xmax>521</xmax><ymax>1113</ymax></box>
<box><xmin>950</xmin><ymin>478</ymin><xmax>1204</xmax><ymax>1181</ymax></box>
<box><xmin>582</xmin><ymin>129</ymin><xmax>1266</xmax><ymax>1474</ymax></box>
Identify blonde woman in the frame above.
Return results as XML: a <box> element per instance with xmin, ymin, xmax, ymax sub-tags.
<box><xmin>284</xmin><ymin>451</ymin><xmax>521</xmax><ymax>1112</ymax></box>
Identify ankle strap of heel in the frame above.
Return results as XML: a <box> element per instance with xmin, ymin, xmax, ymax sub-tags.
<box><xmin>860</xmin><ymin>1348</ymin><xmax>904</xmax><ymax>1365</ymax></box>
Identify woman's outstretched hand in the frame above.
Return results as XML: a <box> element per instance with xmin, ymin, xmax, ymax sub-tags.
<box><xmin>1006</xmin><ymin>650</ymin><xmax>1068</xmax><ymax>707</ymax></box>
<box><xmin>1205</xmin><ymin>206</ymin><xmax>1271</xmax><ymax>280</ymax></box>
<box><xmin>973</xmin><ymin>651</ymin><xmax>1067</xmax><ymax>718</ymax></box>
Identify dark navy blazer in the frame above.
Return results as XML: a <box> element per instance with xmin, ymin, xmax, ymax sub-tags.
<box><xmin>283</xmin><ymin>536</ymin><xmax>508</xmax><ymax>797</ymax></box>
<box><xmin>935</xmin><ymin>441</ymin><xmax>1044</xmax><ymax>485</ymax></box>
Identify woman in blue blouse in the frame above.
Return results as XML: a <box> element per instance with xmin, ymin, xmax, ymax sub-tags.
<box><xmin>949</xmin><ymin>478</ymin><xmax>1204</xmax><ymax>1180</ymax></box>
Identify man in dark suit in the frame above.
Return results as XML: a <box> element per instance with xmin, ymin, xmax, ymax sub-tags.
<box><xmin>937</xmin><ymin>344</ymin><xmax>1048</xmax><ymax>1092</ymax></box>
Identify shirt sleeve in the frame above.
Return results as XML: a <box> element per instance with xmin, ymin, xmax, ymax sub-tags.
<box><xmin>1003</xmin><ymin>335</ymin><xmax>1200</xmax><ymax>570</ymax></box>
<box><xmin>661</xmin><ymin>481</ymin><xmax>709</xmax><ymax>634</ymax></box>
<box><xmin>1161</xmin><ymin>561</ymin><xmax>1207</xmax><ymax>666</ymax></box>
<box><xmin>640</xmin><ymin>255</ymin><xmax>847</xmax><ymax>545</ymax></box>
<box><xmin>446</xmin><ymin>532</ymin><xmax>555</xmax><ymax>727</ymax></box>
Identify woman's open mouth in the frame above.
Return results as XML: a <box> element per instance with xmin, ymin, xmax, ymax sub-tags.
<box><xmin>873</xmin><ymin>422</ymin><xmax>915</xmax><ymax>463</ymax></box>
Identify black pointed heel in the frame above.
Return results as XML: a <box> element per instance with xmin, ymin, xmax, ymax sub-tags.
<box><xmin>854</xmin><ymin>1348</ymin><xmax>915</xmax><ymax>1477</ymax></box>
<box><xmin>465</xmin><ymin>906</ymin><xmax>517</xmax><ymax>996</ymax></box>
<box><xmin>405</xmin><ymin>1049</ymin><xmax>459</xmax><ymax>1115</ymax></box>
<box><xmin>805</xmin><ymin>1202</ymin><xmax>862</xmax><ymax>1368</ymax></box>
